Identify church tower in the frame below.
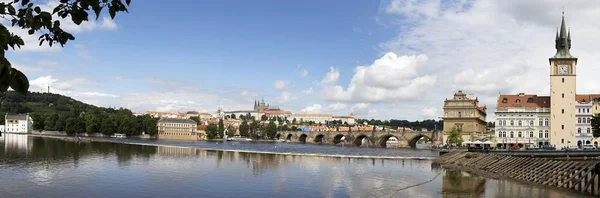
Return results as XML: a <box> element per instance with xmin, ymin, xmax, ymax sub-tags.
<box><xmin>549</xmin><ymin>12</ymin><xmax>577</xmax><ymax>149</ymax></box>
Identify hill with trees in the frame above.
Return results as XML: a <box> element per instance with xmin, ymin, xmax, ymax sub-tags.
<box><xmin>0</xmin><ymin>91</ymin><xmax>157</xmax><ymax>136</ymax></box>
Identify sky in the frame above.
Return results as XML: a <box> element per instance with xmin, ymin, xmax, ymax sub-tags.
<box><xmin>6</xmin><ymin>0</ymin><xmax>600</xmax><ymax>121</ymax></box>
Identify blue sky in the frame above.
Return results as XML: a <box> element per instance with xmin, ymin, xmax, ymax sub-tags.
<box><xmin>8</xmin><ymin>0</ymin><xmax>600</xmax><ymax>121</ymax></box>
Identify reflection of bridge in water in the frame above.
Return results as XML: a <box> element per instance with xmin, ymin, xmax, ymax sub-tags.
<box><xmin>277</xmin><ymin>130</ymin><xmax>441</xmax><ymax>148</ymax></box>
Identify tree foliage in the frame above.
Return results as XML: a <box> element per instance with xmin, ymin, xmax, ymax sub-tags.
<box><xmin>592</xmin><ymin>114</ymin><xmax>600</xmax><ymax>138</ymax></box>
<box><xmin>266</xmin><ymin>120</ymin><xmax>277</xmax><ymax>139</ymax></box>
<box><xmin>217</xmin><ymin>119</ymin><xmax>224</xmax><ymax>138</ymax></box>
<box><xmin>448</xmin><ymin>127</ymin><xmax>463</xmax><ymax>145</ymax></box>
<box><xmin>239</xmin><ymin>121</ymin><xmax>249</xmax><ymax>137</ymax></box>
<box><xmin>206</xmin><ymin>123</ymin><xmax>218</xmax><ymax>139</ymax></box>
<box><xmin>0</xmin><ymin>0</ymin><xmax>131</xmax><ymax>95</ymax></box>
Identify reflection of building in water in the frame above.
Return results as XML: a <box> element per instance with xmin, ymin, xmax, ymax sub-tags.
<box><xmin>442</xmin><ymin>170</ymin><xmax>485</xmax><ymax>198</ymax></box>
<box><xmin>2</xmin><ymin>133</ymin><xmax>32</xmax><ymax>154</ymax></box>
<box><xmin>157</xmin><ymin>146</ymin><xmax>197</xmax><ymax>157</ymax></box>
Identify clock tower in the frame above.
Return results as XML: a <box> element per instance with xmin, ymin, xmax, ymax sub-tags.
<box><xmin>549</xmin><ymin>13</ymin><xmax>577</xmax><ymax>149</ymax></box>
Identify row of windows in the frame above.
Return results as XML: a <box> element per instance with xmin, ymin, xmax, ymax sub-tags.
<box><xmin>159</xmin><ymin>123</ymin><xmax>194</xmax><ymax>127</ymax></box>
<box><xmin>577</xmin><ymin>128</ymin><xmax>592</xmax><ymax>133</ymax></box>
<box><xmin>497</xmin><ymin>130</ymin><xmax>549</xmax><ymax>138</ymax></box>
<box><xmin>498</xmin><ymin>119</ymin><xmax>549</xmax><ymax>127</ymax></box>
<box><xmin>578</xmin><ymin>117</ymin><xmax>591</xmax><ymax>124</ymax></box>
<box><xmin>159</xmin><ymin>132</ymin><xmax>193</xmax><ymax>136</ymax></box>
<box><xmin>158</xmin><ymin>127</ymin><xmax>193</xmax><ymax>132</ymax></box>
<box><xmin>578</xmin><ymin>108</ymin><xmax>591</xmax><ymax>113</ymax></box>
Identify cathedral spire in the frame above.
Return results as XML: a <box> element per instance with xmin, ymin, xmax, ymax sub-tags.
<box><xmin>553</xmin><ymin>11</ymin><xmax>574</xmax><ymax>58</ymax></box>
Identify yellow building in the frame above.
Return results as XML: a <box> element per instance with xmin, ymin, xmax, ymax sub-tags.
<box><xmin>442</xmin><ymin>90</ymin><xmax>487</xmax><ymax>144</ymax></box>
<box><xmin>157</xmin><ymin>118</ymin><xmax>199</xmax><ymax>141</ymax></box>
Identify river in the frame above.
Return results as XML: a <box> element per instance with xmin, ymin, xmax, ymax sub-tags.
<box><xmin>0</xmin><ymin>133</ymin><xmax>591</xmax><ymax>197</ymax></box>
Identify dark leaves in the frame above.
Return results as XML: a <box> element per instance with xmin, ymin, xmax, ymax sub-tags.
<box><xmin>9</xmin><ymin>68</ymin><xmax>29</xmax><ymax>95</ymax></box>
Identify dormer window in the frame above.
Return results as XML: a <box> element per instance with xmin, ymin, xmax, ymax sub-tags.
<box><xmin>502</xmin><ymin>98</ymin><xmax>508</xmax><ymax>103</ymax></box>
<box><xmin>516</xmin><ymin>99</ymin><xmax>520</xmax><ymax>104</ymax></box>
<box><xmin>527</xmin><ymin>98</ymin><xmax>533</xmax><ymax>103</ymax></box>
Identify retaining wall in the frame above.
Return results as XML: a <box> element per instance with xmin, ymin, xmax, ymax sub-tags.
<box><xmin>434</xmin><ymin>151</ymin><xmax>600</xmax><ymax>195</ymax></box>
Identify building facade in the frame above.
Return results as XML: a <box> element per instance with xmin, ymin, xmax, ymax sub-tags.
<box><xmin>575</xmin><ymin>97</ymin><xmax>593</xmax><ymax>147</ymax></box>
<box><xmin>1</xmin><ymin>114</ymin><xmax>33</xmax><ymax>134</ymax></box>
<box><xmin>157</xmin><ymin>118</ymin><xmax>199</xmax><ymax>141</ymax></box>
<box><xmin>442</xmin><ymin>90</ymin><xmax>487</xmax><ymax>144</ymax></box>
<box><xmin>495</xmin><ymin>94</ymin><xmax>550</xmax><ymax>148</ymax></box>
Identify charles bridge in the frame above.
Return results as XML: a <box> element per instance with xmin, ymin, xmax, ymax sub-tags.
<box><xmin>276</xmin><ymin>130</ymin><xmax>442</xmax><ymax>148</ymax></box>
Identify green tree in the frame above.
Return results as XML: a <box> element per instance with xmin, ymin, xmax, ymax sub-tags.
<box><xmin>44</xmin><ymin>113</ymin><xmax>58</xmax><ymax>131</ymax></box>
<box><xmin>65</xmin><ymin>116</ymin><xmax>84</xmax><ymax>135</ymax></box>
<box><xmin>85</xmin><ymin>114</ymin><xmax>101</xmax><ymax>133</ymax></box>
<box><xmin>206</xmin><ymin>123</ymin><xmax>218</xmax><ymax>139</ymax></box>
<box><xmin>100</xmin><ymin>116</ymin><xmax>117</xmax><ymax>135</ymax></box>
<box><xmin>448</xmin><ymin>127</ymin><xmax>463</xmax><ymax>145</ymax></box>
<box><xmin>592</xmin><ymin>114</ymin><xmax>600</xmax><ymax>138</ymax></box>
<box><xmin>142</xmin><ymin>116</ymin><xmax>158</xmax><ymax>135</ymax></box>
<box><xmin>0</xmin><ymin>0</ymin><xmax>132</xmax><ymax>95</ymax></box>
<box><xmin>266</xmin><ymin>120</ymin><xmax>277</xmax><ymax>139</ymax></box>
<box><xmin>261</xmin><ymin>114</ymin><xmax>268</xmax><ymax>121</ymax></box>
<box><xmin>118</xmin><ymin>116</ymin><xmax>137</xmax><ymax>136</ymax></box>
<box><xmin>227</xmin><ymin>125</ymin><xmax>235</xmax><ymax>137</ymax></box>
<box><xmin>249</xmin><ymin>121</ymin><xmax>259</xmax><ymax>138</ymax></box>
<box><xmin>30</xmin><ymin>112</ymin><xmax>45</xmax><ymax>130</ymax></box>
<box><xmin>217</xmin><ymin>119</ymin><xmax>225</xmax><ymax>138</ymax></box>
<box><xmin>292</xmin><ymin>118</ymin><xmax>297</xmax><ymax>124</ymax></box>
<box><xmin>55</xmin><ymin>114</ymin><xmax>67</xmax><ymax>131</ymax></box>
<box><xmin>189</xmin><ymin>116</ymin><xmax>200</xmax><ymax>124</ymax></box>
<box><xmin>239</xmin><ymin>121</ymin><xmax>249</xmax><ymax>137</ymax></box>
<box><xmin>239</xmin><ymin>115</ymin><xmax>246</xmax><ymax>121</ymax></box>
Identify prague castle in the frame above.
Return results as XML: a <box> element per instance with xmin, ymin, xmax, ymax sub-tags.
<box><xmin>494</xmin><ymin>13</ymin><xmax>600</xmax><ymax>149</ymax></box>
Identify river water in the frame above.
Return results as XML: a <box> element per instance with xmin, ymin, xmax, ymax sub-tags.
<box><xmin>0</xmin><ymin>133</ymin><xmax>591</xmax><ymax>197</ymax></box>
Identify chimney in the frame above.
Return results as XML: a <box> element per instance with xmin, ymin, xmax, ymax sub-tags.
<box><xmin>518</xmin><ymin>93</ymin><xmax>525</xmax><ymax>97</ymax></box>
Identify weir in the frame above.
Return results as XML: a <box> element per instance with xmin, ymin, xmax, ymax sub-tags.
<box><xmin>434</xmin><ymin>151</ymin><xmax>600</xmax><ymax>195</ymax></box>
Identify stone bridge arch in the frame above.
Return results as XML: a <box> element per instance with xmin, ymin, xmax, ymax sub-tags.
<box><xmin>286</xmin><ymin>134</ymin><xmax>293</xmax><ymax>141</ymax></box>
<box><xmin>407</xmin><ymin>134</ymin><xmax>433</xmax><ymax>148</ymax></box>
<box><xmin>299</xmin><ymin>134</ymin><xmax>308</xmax><ymax>143</ymax></box>
<box><xmin>314</xmin><ymin>134</ymin><xmax>325</xmax><ymax>143</ymax></box>
<box><xmin>332</xmin><ymin>134</ymin><xmax>347</xmax><ymax>145</ymax></box>
<box><xmin>377</xmin><ymin>134</ymin><xmax>401</xmax><ymax>148</ymax></box>
<box><xmin>353</xmin><ymin>134</ymin><xmax>373</xmax><ymax>147</ymax></box>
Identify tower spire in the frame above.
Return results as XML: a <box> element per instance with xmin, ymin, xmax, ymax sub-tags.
<box><xmin>553</xmin><ymin>11</ymin><xmax>574</xmax><ymax>58</ymax></box>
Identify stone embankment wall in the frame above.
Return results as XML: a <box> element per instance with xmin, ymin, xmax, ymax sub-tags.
<box><xmin>434</xmin><ymin>151</ymin><xmax>600</xmax><ymax>195</ymax></box>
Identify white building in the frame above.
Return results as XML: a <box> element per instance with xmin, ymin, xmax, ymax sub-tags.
<box><xmin>332</xmin><ymin>113</ymin><xmax>356</xmax><ymax>126</ymax></box>
<box><xmin>576</xmin><ymin>97</ymin><xmax>593</xmax><ymax>147</ymax></box>
<box><xmin>291</xmin><ymin>114</ymin><xmax>333</xmax><ymax>124</ymax></box>
<box><xmin>2</xmin><ymin>114</ymin><xmax>34</xmax><ymax>134</ymax></box>
<box><xmin>495</xmin><ymin>94</ymin><xmax>551</xmax><ymax>148</ymax></box>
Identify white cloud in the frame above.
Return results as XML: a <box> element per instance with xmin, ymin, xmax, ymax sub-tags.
<box><xmin>301</xmin><ymin>104</ymin><xmax>322</xmax><ymax>114</ymax></box>
<box><xmin>74</xmin><ymin>44</ymin><xmax>94</xmax><ymax>59</ymax></box>
<box><xmin>275</xmin><ymin>91</ymin><xmax>297</xmax><ymax>104</ymax></box>
<box><xmin>350</xmin><ymin>103</ymin><xmax>379</xmax><ymax>118</ymax></box>
<box><xmin>301</xmin><ymin>69</ymin><xmax>309</xmax><ymax>77</ymax></box>
<box><xmin>420</xmin><ymin>107</ymin><xmax>439</xmax><ymax>119</ymax></box>
<box><xmin>240</xmin><ymin>90</ymin><xmax>260</xmax><ymax>97</ymax></box>
<box><xmin>301</xmin><ymin>87</ymin><xmax>314</xmax><ymax>95</ymax></box>
<box><xmin>272</xmin><ymin>80</ymin><xmax>290</xmax><ymax>89</ymax></box>
<box><xmin>325</xmin><ymin>103</ymin><xmax>347</xmax><ymax>112</ymax></box>
<box><xmin>320</xmin><ymin>67</ymin><xmax>340</xmax><ymax>85</ymax></box>
<box><xmin>320</xmin><ymin>52</ymin><xmax>436</xmax><ymax>103</ymax></box>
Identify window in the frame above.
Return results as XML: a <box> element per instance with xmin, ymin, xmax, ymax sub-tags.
<box><xmin>588</xmin><ymin>118</ymin><xmax>591</xmax><ymax>123</ymax></box>
<box><xmin>562</xmin><ymin>125</ymin><xmax>564</xmax><ymax>129</ymax></box>
<box><xmin>562</xmin><ymin>78</ymin><xmax>564</xmax><ymax>83</ymax></box>
<box><xmin>510</xmin><ymin>131</ymin><xmax>514</xmax><ymax>138</ymax></box>
<box><xmin>588</xmin><ymin>128</ymin><xmax>591</xmax><ymax>133</ymax></box>
<box><xmin>516</xmin><ymin>99</ymin><xmax>521</xmax><ymax>104</ymax></box>
<box><xmin>578</xmin><ymin>128</ymin><xmax>581</xmax><ymax>133</ymax></box>
<box><xmin>518</xmin><ymin>131</ymin><xmax>522</xmax><ymax>138</ymax></box>
<box><xmin>545</xmin><ymin>130</ymin><xmax>549</xmax><ymax>138</ymax></box>
<box><xmin>529</xmin><ymin>131</ymin><xmax>534</xmax><ymax>138</ymax></box>
<box><xmin>518</xmin><ymin>120</ymin><xmax>522</xmax><ymax>126</ymax></box>
<box><xmin>578</xmin><ymin>118</ymin><xmax>582</xmax><ymax>123</ymax></box>
<box><xmin>527</xmin><ymin>98</ymin><xmax>534</xmax><ymax>103</ymax></box>
<box><xmin>562</xmin><ymin>109</ymin><xmax>564</xmax><ymax>114</ymax></box>
<box><xmin>510</xmin><ymin>120</ymin><xmax>514</xmax><ymax>126</ymax></box>
<box><xmin>458</xmin><ymin>112</ymin><xmax>462</xmax><ymax>117</ymax></box>
<box><xmin>539</xmin><ymin>119</ymin><xmax>543</xmax><ymax>126</ymax></box>
<box><xmin>545</xmin><ymin>118</ymin><xmax>549</xmax><ymax>126</ymax></box>
<box><xmin>562</xmin><ymin>139</ymin><xmax>564</xmax><ymax>143</ymax></box>
<box><xmin>529</xmin><ymin>120</ymin><xmax>534</xmax><ymax>126</ymax></box>
<box><xmin>502</xmin><ymin>98</ymin><xmax>508</xmax><ymax>103</ymax></box>
<box><xmin>539</xmin><ymin>130</ymin><xmax>543</xmax><ymax>138</ymax></box>
<box><xmin>588</xmin><ymin>108</ymin><xmax>590</xmax><ymax>113</ymax></box>
<box><xmin>579</xmin><ymin>108</ymin><xmax>581</xmax><ymax>113</ymax></box>
<box><xmin>503</xmin><ymin>120</ymin><xmax>506</xmax><ymax>126</ymax></box>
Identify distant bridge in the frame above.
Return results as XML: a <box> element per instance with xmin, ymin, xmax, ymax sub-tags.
<box><xmin>276</xmin><ymin>130</ymin><xmax>441</xmax><ymax>148</ymax></box>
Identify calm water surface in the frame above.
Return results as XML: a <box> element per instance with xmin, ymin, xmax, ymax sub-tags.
<box><xmin>0</xmin><ymin>134</ymin><xmax>591</xmax><ymax>198</ymax></box>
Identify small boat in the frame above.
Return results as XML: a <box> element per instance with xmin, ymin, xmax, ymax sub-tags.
<box><xmin>228</xmin><ymin>137</ymin><xmax>252</xmax><ymax>142</ymax></box>
<box><xmin>112</xmin><ymin>134</ymin><xmax>126</xmax><ymax>138</ymax></box>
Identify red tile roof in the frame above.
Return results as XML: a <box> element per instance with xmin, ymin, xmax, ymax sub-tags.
<box><xmin>497</xmin><ymin>94</ymin><xmax>550</xmax><ymax>108</ymax></box>
<box><xmin>576</xmin><ymin>94</ymin><xmax>592</xmax><ymax>103</ymax></box>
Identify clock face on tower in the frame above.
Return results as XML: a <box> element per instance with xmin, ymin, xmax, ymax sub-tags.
<box><xmin>558</xmin><ymin>65</ymin><xmax>568</xmax><ymax>74</ymax></box>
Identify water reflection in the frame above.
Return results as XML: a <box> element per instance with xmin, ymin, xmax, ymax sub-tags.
<box><xmin>0</xmin><ymin>135</ymin><xmax>592</xmax><ymax>198</ymax></box>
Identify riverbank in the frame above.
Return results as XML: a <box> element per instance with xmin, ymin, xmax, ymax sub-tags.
<box><xmin>434</xmin><ymin>151</ymin><xmax>600</xmax><ymax>195</ymax></box>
